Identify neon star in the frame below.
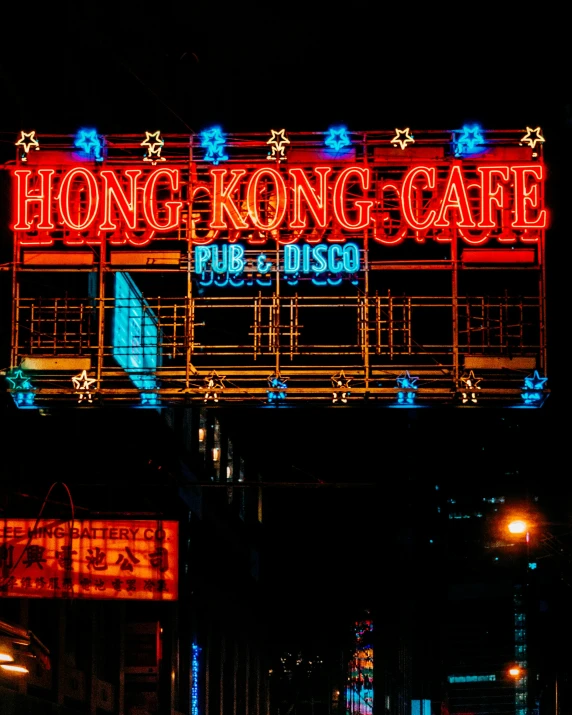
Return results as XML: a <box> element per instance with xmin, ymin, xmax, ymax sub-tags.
<box><xmin>74</xmin><ymin>128</ymin><xmax>103</xmax><ymax>161</ymax></box>
<box><xmin>204</xmin><ymin>371</ymin><xmax>225</xmax><ymax>402</ymax></box>
<box><xmin>454</xmin><ymin>124</ymin><xmax>485</xmax><ymax>156</ymax></box>
<box><xmin>141</xmin><ymin>130</ymin><xmax>165</xmax><ymax>162</ymax></box>
<box><xmin>523</xmin><ymin>370</ymin><xmax>547</xmax><ymax>391</ymax></box>
<box><xmin>331</xmin><ymin>371</ymin><xmax>351</xmax><ymax>404</ymax></box>
<box><xmin>15</xmin><ymin>130</ymin><xmax>39</xmax><ymax>158</ymax></box>
<box><xmin>324</xmin><ymin>126</ymin><xmax>351</xmax><ymax>151</ymax></box>
<box><xmin>267</xmin><ymin>372</ymin><xmax>288</xmax><ymax>402</ymax></box>
<box><xmin>200</xmin><ymin>126</ymin><xmax>228</xmax><ymax>165</ymax></box>
<box><xmin>396</xmin><ymin>371</ymin><xmax>418</xmax><ymax>389</ymax></box>
<box><xmin>391</xmin><ymin>128</ymin><xmax>414</xmax><ymax>150</ymax></box>
<box><xmin>460</xmin><ymin>370</ymin><xmax>482</xmax><ymax>390</ymax></box>
<box><xmin>6</xmin><ymin>369</ymin><xmax>33</xmax><ymax>390</ymax></box>
<box><xmin>72</xmin><ymin>370</ymin><xmax>96</xmax><ymax>402</ymax></box>
<box><xmin>267</xmin><ymin>128</ymin><xmax>290</xmax><ymax>161</ymax></box>
<box><xmin>520</xmin><ymin>127</ymin><xmax>545</xmax><ymax>149</ymax></box>
<box><xmin>268</xmin><ymin>373</ymin><xmax>288</xmax><ymax>390</ymax></box>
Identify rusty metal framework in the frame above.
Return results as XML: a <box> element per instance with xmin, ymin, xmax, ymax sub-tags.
<box><xmin>2</xmin><ymin>128</ymin><xmax>549</xmax><ymax>408</ymax></box>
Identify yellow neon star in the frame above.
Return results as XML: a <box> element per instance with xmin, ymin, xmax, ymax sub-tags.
<box><xmin>460</xmin><ymin>370</ymin><xmax>482</xmax><ymax>390</ymax></box>
<box><xmin>141</xmin><ymin>131</ymin><xmax>165</xmax><ymax>157</ymax></box>
<box><xmin>15</xmin><ymin>130</ymin><xmax>39</xmax><ymax>156</ymax></box>
<box><xmin>267</xmin><ymin>128</ymin><xmax>290</xmax><ymax>161</ymax></box>
<box><xmin>72</xmin><ymin>370</ymin><xmax>96</xmax><ymax>392</ymax></box>
<box><xmin>520</xmin><ymin>126</ymin><xmax>545</xmax><ymax>149</ymax></box>
<box><xmin>391</xmin><ymin>128</ymin><xmax>414</xmax><ymax>150</ymax></box>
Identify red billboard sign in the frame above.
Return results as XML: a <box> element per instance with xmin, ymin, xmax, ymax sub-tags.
<box><xmin>0</xmin><ymin>519</ymin><xmax>178</xmax><ymax>600</ymax></box>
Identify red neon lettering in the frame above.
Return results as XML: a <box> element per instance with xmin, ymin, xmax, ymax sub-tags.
<box><xmin>477</xmin><ymin>166</ymin><xmax>509</xmax><ymax>229</ymax></box>
<box><xmin>332</xmin><ymin>167</ymin><xmax>373</xmax><ymax>231</ymax></box>
<box><xmin>288</xmin><ymin>167</ymin><xmax>332</xmax><ymax>229</ymax></box>
<box><xmin>100</xmin><ymin>169</ymin><xmax>142</xmax><ymax>230</ymax></box>
<box><xmin>58</xmin><ymin>167</ymin><xmax>99</xmax><ymax>230</ymax></box>
<box><xmin>511</xmin><ymin>165</ymin><xmax>547</xmax><ymax>229</ymax></box>
<box><xmin>13</xmin><ymin>169</ymin><xmax>55</xmax><ymax>230</ymax></box>
<box><xmin>142</xmin><ymin>168</ymin><xmax>183</xmax><ymax>230</ymax></box>
<box><xmin>401</xmin><ymin>166</ymin><xmax>437</xmax><ymax>231</ymax></box>
<box><xmin>434</xmin><ymin>165</ymin><xmax>476</xmax><ymax>228</ymax></box>
<box><xmin>372</xmin><ymin>183</ymin><xmax>407</xmax><ymax>245</ymax></box>
<box><xmin>210</xmin><ymin>169</ymin><xmax>249</xmax><ymax>230</ymax></box>
<box><xmin>246</xmin><ymin>168</ymin><xmax>287</xmax><ymax>231</ymax></box>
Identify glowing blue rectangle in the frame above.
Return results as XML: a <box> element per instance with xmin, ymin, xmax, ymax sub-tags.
<box><xmin>411</xmin><ymin>700</ymin><xmax>431</xmax><ymax>715</ymax></box>
<box><xmin>112</xmin><ymin>273</ymin><xmax>160</xmax><ymax>393</ymax></box>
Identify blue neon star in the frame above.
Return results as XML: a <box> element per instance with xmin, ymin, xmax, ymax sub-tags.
<box><xmin>200</xmin><ymin>126</ymin><xmax>228</xmax><ymax>165</ymax></box>
<box><xmin>454</xmin><ymin>124</ymin><xmax>485</xmax><ymax>156</ymax></box>
<box><xmin>523</xmin><ymin>370</ymin><xmax>547</xmax><ymax>391</ymax></box>
<box><xmin>324</xmin><ymin>126</ymin><xmax>351</xmax><ymax>151</ymax></box>
<box><xmin>6</xmin><ymin>369</ymin><xmax>33</xmax><ymax>391</ymax></box>
<box><xmin>74</xmin><ymin>128</ymin><xmax>103</xmax><ymax>161</ymax></box>
<box><xmin>396</xmin><ymin>371</ymin><xmax>418</xmax><ymax>390</ymax></box>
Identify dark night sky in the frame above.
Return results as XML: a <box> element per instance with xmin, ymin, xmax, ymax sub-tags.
<box><xmin>1</xmin><ymin>3</ymin><xmax>570</xmax><ymax>654</ymax></box>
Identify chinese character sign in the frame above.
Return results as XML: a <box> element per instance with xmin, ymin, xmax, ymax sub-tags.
<box><xmin>0</xmin><ymin>519</ymin><xmax>178</xmax><ymax>600</ymax></box>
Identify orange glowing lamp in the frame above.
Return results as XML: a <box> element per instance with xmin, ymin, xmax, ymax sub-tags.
<box><xmin>507</xmin><ymin>519</ymin><xmax>528</xmax><ymax>535</ymax></box>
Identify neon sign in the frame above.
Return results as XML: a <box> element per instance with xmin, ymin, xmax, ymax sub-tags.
<box><xmin>12</xmin><ymin>162</ymin><xmax>546</xmax><ymax>247</ymax></box>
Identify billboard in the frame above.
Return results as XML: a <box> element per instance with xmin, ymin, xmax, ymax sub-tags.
<box><xmin>0</xmin><ymin>519</ymin><xmax>178</xmax><ymax>600</ymax></box>
<box><xmin>2</xmin><ymin>126</ymin><xmax>550</xmax><ymax>408</ymax></box>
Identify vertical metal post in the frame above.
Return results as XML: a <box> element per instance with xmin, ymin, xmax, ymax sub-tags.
<box><xmin>96</xmin><ymin>246</ymin><xmax>106</xmax><ymax>388</ymax></box>
<box><xmin>186</xmin><ymin>133</ymin><xmax>194</xmax><ymax>389</ymax></box>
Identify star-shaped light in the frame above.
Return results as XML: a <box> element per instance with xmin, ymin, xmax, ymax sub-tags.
<box><xmin>331</xmin><ymin>371</ymin><xmax>351</xmax><ymax>404</ymax></box>
<box><xmin>6</xmin><ymin>369</ymin><xmax>33</xmax><ymax>390</ymax></box>
<box><xmin>72</xmin><ymin>370</ymin><xmax>96</xmax><ymax>403</ymax></box>
<box><xmin>267</xmin><ymin>372</ymin><xmax>288</xmax><ymax>402</ymax></box>
<box><xmin>15</xmin><ymin>130</ymin><xmax>39</xmax><ymax>160</ymax></box>
<box><xmin>396</xmin><ymin>371</ymin><xmax>418</xmax><ymax>390</ymax></box>
<box><xmin>141</xmin><ymin>130</ymin><xmax>165</xmax><ymax>163</ymax></box>
<box><xmin>74</xmin><ymin>128</ymin><xmax>103</xmax><ymax>161</ymax></box>
<box><xmin>459</xmin><ymin>370</ymin><xmax>482</xmax><ymax>404</ymax></box>
<box><xmin>523</xmin><ymin>370</ymin><xmax>547</xmax><ymax>391</ymax></box>
<box><xmin>454</xmin><ymin>124</ymin><xmax>485</xmax><ymax>156</ymax></box>
<box><xmin>267</xmin><ymin>128</ymin><xmax>290</xmax><ymax>161</ymax></box>
<box><xmin>200</xmin><ymin>126</ymin><xmax>228</xmax><ymax>165</ymax></box>
<box><xmin>390</xmin><ymin>128</ymin><xmax>415</xmax><ymax>150</ymax></box>
<box><xmin>520</xmin><ymin>127</ymin><xmax>545</xmax><ymax>150</ymax></box>
<box><xmin>460</xmin><ymin>370</ymin><xmax>482</xmax><ymax>390</ymax></box>
<box><xmin>324</xmin><ymin>126</ymin><xmax>351</xmax><ymax>151</ymax></box>
<box><xmin>204</xmin><ymin>371</ymin><xmax>225</xmax><ymax>402</ymax></box>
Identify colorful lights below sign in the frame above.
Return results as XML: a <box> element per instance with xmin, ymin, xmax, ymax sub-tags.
<box><xmin>331</xmin><ymin>371</ymin><xmax>351</xmax><ymax>404</ymax></box>
<box><xmin>459</xmin><ymin>370</ymin><xmax>482</xmax><ymax>404</ymax></box>
<box><xmin>267</xmin><ymin>373</ymin><xmax>288</xmax><ymax>402</ymax></box>
<box><xmin>204</xmin><ymin>372</ymin><xmax>225</xmax><ymax>403</ymax></box>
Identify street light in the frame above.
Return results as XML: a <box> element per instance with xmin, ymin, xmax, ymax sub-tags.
<box><xmin>507</xmin><ymin>519</ymin><xmax>528</xmax><ymax>535</ymax></box>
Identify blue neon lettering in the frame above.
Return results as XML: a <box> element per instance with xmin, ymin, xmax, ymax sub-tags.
<box><xmin>312</xmin><ymin>245</ymin><xmax>328</xmax><ymax>273</ymax></box>
<box><xmin>328</xmin><ymin>244</ymin><xmax>343</xmax><ymax>272</ymax></box>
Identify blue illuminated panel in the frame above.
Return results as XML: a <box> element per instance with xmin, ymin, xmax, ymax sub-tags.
<box><xmin>112</xmin><ymin>273</ymin><xmax>161</xmax><ymax>399</ymax></box>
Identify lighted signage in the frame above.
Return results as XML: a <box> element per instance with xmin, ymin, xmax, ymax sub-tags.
<box><xmin>112</xmin><ymin>272</ymin><xmax>161</xmax><ymax>400</ymax></box>
<box><xmin>346</xmin><ymin>618</ymin><xmax>373</xmax><ymax>715</ymax></box>
<box><xmin>0</xmin><ymin>519</ymin><xmax>178</xmax><ymax>600</ymax></box>
<box><xmin>12</xmin><ymin>163</ymin><xmax>546</xmax><ymax>246</ymax></box>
